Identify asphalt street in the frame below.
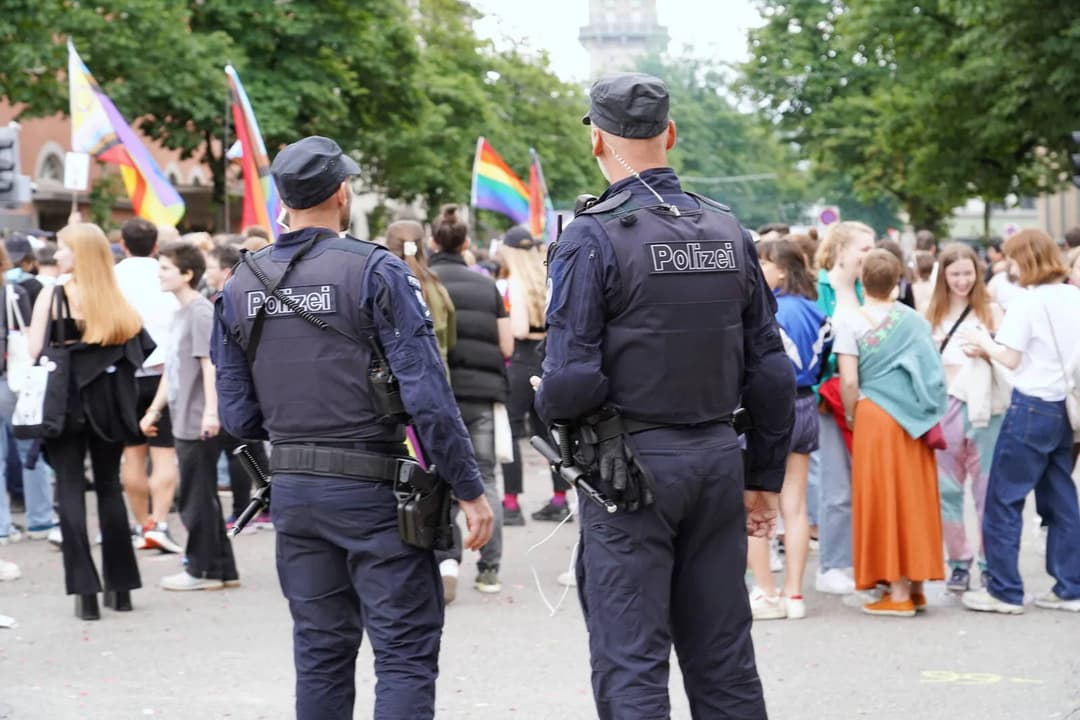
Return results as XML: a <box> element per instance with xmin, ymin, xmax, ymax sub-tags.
<box><xmin>1</xmin><ymin>448</ymin><xmax>1078</xmax><ymax>720</ymax></box>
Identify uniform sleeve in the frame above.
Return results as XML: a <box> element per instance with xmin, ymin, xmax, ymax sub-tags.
<box><xmin>211</xmin><ymin>290</ymin><xmax>267</xmax><ymax>440</ymax></box>
<box><xmin>739</xmin><ymin>230</ymin><xmax>796</xmax><ymax>493</ymax></box>
<box><xmin>367</xmin><ymin>255</ymin><xmax>485</xmax><ymax>501</ymax></box>
<box><xmin>534</xmin><ymin>222</ymin><xmax>616</xmax><ymax>425</ymax></box>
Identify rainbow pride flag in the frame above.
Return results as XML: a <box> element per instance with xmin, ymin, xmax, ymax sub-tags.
<box><xmin>68</xmin><ymin>41</ymin><xmax>185</xmax><ymax>226</ymax></box>
<box><xmin>528</xmin><ymin>148</ymin><xmax>556</xmax><ymax>242</ymax></box>
<box><xmin>226</xmin><ymin>65</ymin><xmax>280</xmax><ymax>239</ymax></box>
<box><xmin>471</xmin><ymin>137</ymin><xmax>529</xmax><ymax>226</ymax></box>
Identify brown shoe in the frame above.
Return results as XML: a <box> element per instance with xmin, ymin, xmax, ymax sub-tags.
<box><xmin>861</xmin><ymin>596</ymin><xmax>916</xmax><ymax>617</ymax></box>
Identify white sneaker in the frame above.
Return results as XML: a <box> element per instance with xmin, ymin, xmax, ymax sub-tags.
<box><xmin>785</xmin><ymin>595</ymin><xmax>807</xmax><ymax>619</ymax></box>
<box><xmin>0</xmin><ymin>528</ymin><xmax>24</xmax><ymax>545</ymax></box>
<box><xmin>0</xmin><ymin>613</ymin><xmax>15</xmax><ymax>628</ymax></box>
<box><xmin>1034</xmin><ymin>590</ymin><xmax>1080</xmax><ymax>613</ymax></box>
<box><xmin>815</xmin><ymin>568</ymin><xmax>855</xmax><ymax>595</ymax></box>
<box><xmin>47</xmin><ymin>526</ymin><xmax>63</xmax><ymax>548</ymax></box>
<box><xmin>557</xmin><ymin>570</ymin><xmax>577</xmax><ymax>587</ymax></box>
<box><xmin>807</xmin><ymin>538</ymin><xmax>820</xmax><ymax>554</ymax></box>
<box><xmin>749</xmin><ymin>586</ymin><xmax>786</xmax><ymax>620</ymax></box>
<box><xmin>0</xmin><ymin>559</ymin><xmax>21</xmax><ymax>582</ymax></box>
<box><xmin>160</xmin><ymin>572</ymin><xmax>225</xmax><ymax>591</ymax></box>
<box><xmin>769</xmin><ymin>538</ymin><xmax>784</xmax><ymax>573</ymax></box>
<box><xmin>439</xmin><ymin>559</ymin><xmax>459</xmax><ymax>605</ymax></box>
<box><xmin>961</xmin><ymin>588</ymin><xmax>1023</xmax><ymax>615</ymax></box>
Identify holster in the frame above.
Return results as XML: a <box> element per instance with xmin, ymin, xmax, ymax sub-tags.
<box><xmin>570</xmin><ymin>408</ymin><xmax>657</xmax><ymax>511</ymax></box>
<box><xmin>393</xmin><ymin>460</ymin><xmax>454</xmax><ymax>552</ymax></box>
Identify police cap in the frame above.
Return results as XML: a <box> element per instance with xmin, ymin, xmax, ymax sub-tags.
<box><xmin>582</xmin><ymin>72</ymin><xmax>670</xmax><ymax>139</ymax></box>
<box><xmin>270</xmin><ymin>136</ymin><xmax>361</xmax><ymax>210</ymax></box>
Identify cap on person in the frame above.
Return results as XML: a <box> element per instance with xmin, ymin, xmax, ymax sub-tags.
<box><xmin>502</xmin><ymin>225</ymin><xmax>535</xmax><ymax>250</ymax></box>
<box><xmin>582</xmin><ymin>72</ymin><xmax>670</xmax><ymax>139</ymax></box>
<box><xmin>270</xmin><ymin>136</ymin><xmax>360</xmax><ymax>210</ymax></box>
<box><xmin>5</xmin><ymin>234</ymin><xmax>32</xmax><ymax>265</ymax></box>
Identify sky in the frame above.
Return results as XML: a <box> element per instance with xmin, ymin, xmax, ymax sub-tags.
<box><xmin>470</xmin><ymin>0</ymin><xmax>764</xmax><ymax>82</ymax></box>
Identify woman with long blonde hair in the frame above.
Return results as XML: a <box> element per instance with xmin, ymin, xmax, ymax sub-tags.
<box><xmin>496</xmin><ymin>225</ymin><xmax>571</xmax><ymax>525</ymax></box>
<box><xmin>29</xmin><ymin>223</ymin><xmax>154</xmax><ymax>621</ymax></box>
<box><xmin>923</xmin><ymin>243</ymin><xmax>1005</xmax><ymax>593</ymax></box>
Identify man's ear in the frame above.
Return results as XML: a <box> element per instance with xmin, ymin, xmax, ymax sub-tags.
<box><xmin>665</xmin><ymin>120</ymin><xmax>677</xmax><ymax>151</ymax></box>
<box><xmin>591</xmin><ymin>128</ymin><xmax>604</xmax><ymax>158</ymax></box>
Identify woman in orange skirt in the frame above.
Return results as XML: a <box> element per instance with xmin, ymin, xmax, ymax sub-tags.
<box><xmin>833</xmin><ymin>250</ymin><xmax>949</xmax><ymax>616</ymax></box>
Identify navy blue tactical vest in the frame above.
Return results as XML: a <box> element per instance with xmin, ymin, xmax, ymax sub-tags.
<box><xmin>224</xmin><ymin>235</ymin><xmax>403</xmax><ymax>444</ymax></box>
<box><xmin>585</xmin><ymin>192</ymin><xmax>749</xmax><ymax>425</ymax></box>
<box><xmin>429</xmin><ymin>253</ymin><xmax>508</xmax><ymax>403</ymax></box>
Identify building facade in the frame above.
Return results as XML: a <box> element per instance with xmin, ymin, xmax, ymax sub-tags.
<box><xmin>579</xmin><ymin>0</ymin><xmax>669</xmax><ymax>79</ymax></box>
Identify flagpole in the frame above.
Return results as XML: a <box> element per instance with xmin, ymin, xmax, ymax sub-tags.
<box><xmin>223</xmin><ymin>80</ymin><xmax>231</xmax><ymax>234</ymax></box>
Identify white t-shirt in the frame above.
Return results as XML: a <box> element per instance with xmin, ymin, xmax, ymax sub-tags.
<box><xmin>114</xmin><ymin>257</ymin><xmax>179</xmax><ymax>371</ymax></box>
<box><xmin>996</xmin><ymin>283</ymin><xmax>1080</xmax><ymax>401</ymax></box>
<box><xmin>933</xmin><ymin>311</ymin><xmax>991</xmax><ymax>368</ymax></box>
<box><xmin>987</xmin><ymin>272</ymin><xmax>1021</xmax><ymax>310</ymax></box>
<box><xmin>832</xmin><ymin>303</ymin><xmax>892</xmax><ymax>357</ymax></box>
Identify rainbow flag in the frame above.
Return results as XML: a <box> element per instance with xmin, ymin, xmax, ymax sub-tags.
<box><xmin>528</xmin><ymin>148</ymin><xmax>556</xmax><ymax>242</ymax></box>
<box><xmin>226</xmin><ymin>65</ymin><xmax>280</xmax><ymax>239</ymax></box>
<box><xmin>67</xmin><ymin>41</ymin><xmax>184</xmax><ymax>226</ymax></box>
<box><xmin>471</xmin><ymin>137</ymin><xmax>529</xmax><ymax>225</ymax></box>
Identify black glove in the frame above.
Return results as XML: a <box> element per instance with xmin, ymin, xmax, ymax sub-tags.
<box><xmin>596</xmin><ymin>432</ymin><xmax>654</xmax><ymax>513</ymax></box>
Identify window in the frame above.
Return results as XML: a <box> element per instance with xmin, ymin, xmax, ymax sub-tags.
<box><xmin>38</xmin><ymin>153</ymin><xmax>64</xmax><ymax>184</ymax></box>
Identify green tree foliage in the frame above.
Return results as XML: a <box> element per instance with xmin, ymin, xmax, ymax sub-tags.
<box><xmin>741</xmin><ymin>0</ymin><xmax>1080</xmax><ymax>237</ymax></box>
<box><xmin>638</xmin><ymin>56</ymin><xmax>812</xmax><ymax>230</ymax></box>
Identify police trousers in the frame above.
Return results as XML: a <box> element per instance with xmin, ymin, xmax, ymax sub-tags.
<box><xmin>271</xmin><ymin>472</ymin><xmax>444</xmax><ymax>720</ymax></box>
<box><xmin>576</xmin><ymin>426</ymin><xmax>767</xmax><ymax>720</ymax></box>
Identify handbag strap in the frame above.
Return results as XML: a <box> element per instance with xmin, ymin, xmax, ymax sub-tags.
<box><xmin>1041</xmin><ymin>300</ymin><xmax>1076</xmax><ymax>394</ymax></box>
<box><xmin>45</xmin><ymin>284</ymin><xmax>72</xmax><ymax>349</ymax></box>
<box><xmin>939</xmin><ymin>304</ymin><xmax>973</xmax><ymax>354</ymax></box>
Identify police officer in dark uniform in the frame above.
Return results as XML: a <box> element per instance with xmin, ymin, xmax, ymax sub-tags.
<box><xmin>534</xmin><ymin>74</ymin><xmax>795</xmax><ymax>719</ymax></box>
<box><xmin>212</xmin><ymin>136</ymin><xmax>494</xmax><ymax>720</ymax></box>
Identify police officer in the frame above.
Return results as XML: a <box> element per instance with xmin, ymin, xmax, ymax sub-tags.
<box><xmin>212</xmin><ymin>136</ymin><xmax>493</xmax><ymax>720</ymax></box>
<box><xmin>534</xmin><ymin>74</ymin><xmax>795</xmax><ymax>719</ymax></box>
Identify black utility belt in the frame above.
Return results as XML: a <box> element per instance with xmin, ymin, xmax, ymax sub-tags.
<box><xmin>270</xmin><ymin>444</ymin><xmax>405</xmax><ymax>482</ymax></box>
<box><xmin>620</xmin><ymin>416</ymin><xmax>734</xmax><ymax>435</ymax></box>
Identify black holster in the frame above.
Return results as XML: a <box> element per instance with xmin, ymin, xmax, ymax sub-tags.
<box><xmin>570</xmin><ymin>408</ymin><xmax>657</xmax><ymax>512</ymax></box>
<box><xmin>394</xmin><ymin>460</ymin><xmax>454</xmax><ymax>552</ymax></box>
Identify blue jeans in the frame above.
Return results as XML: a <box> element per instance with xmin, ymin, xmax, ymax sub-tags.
<box><xmin>983</xmin><ymin>391</ymin><xmax>1080</xmax><ymax>605</ymax></box>
<box><xmin>0</xmin><ymin>421</ymin><xmax>53</xmax><ymax>536</ymax></box>
<box><xmin>817</xmin><ymin>414</ymin><xmax>853</xmax><ymax>571</ymax></box>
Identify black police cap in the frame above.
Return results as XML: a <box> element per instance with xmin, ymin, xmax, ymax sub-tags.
<box><xmin>270</xmin><ymin>136</ymin><xmax>361</xmax><ymax>210</ymax></box>
<box><xmin>582</xmin><ymin>72</ymin><xmax>670</xmax><ymax>140</ymax></box>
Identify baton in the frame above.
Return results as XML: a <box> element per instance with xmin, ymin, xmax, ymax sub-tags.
<box><xmin>530</xmin><ymin>435</ymin><xmax>618</xmax><ymax>514</ymax></box>
<box><xmin>229</xmin><ymin>444</ymin><xmax>271</xmax><ymax>538</ymax></box>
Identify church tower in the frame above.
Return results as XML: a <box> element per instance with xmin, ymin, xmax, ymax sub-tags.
<box><xmin>579</xmin><ymin>0</ymin><xmax>669</xmax><ymax>79</ymax></box>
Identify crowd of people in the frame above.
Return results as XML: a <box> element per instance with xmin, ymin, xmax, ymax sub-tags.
<box><xmin>747</xmin><ymin>221</ymin><xmax>1080</xmax><ymax>619</ymax></box>
<box><xmin>1</xmin><ymin>212</ymin><xmax>1078</xmax><ymax>625</ymax></box>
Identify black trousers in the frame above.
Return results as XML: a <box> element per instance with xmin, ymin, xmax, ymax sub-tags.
<box><xmin>501</xmin><ymin>339</ymin><xmax>569</xmax><ymax>495</ymax></box>
<box><xmin>218</xmin><ymin>431</ymin><xmax>268</xmax><ymax>517</ymax></box>
<box><xmin>175</xmin><ymin>437</ymin><xmax>238</xmax><ymax>581</ymax></box>
<box><xmin>47</xmin><ymin>429</ymin><xmax>141</xmax><ymax>596</ymax></box>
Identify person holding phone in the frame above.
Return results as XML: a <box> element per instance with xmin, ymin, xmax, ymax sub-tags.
<box><xmin>141</xmin><ymin>242</ymin><xmax>239</xmax><ymax>592</ymax></box>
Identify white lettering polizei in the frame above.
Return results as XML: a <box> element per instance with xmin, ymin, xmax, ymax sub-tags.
<box><xmin>246</xmin><ymin>285</ymin><xmax>338</xmax><ymax>318</ymax></box>
<box><xmin>648</xmin><ymin>241</ymin><xmax>738</xmax><ymax>274</ymax></box>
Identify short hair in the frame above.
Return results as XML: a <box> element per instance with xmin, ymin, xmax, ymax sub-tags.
<box><xmin>244</xmin><ymin>226</ymin><xmax>270</xmax><ymax>241</ymax></box>
<box><xmin>1064</xmin><ymin>226</ymin><xmax>1080</xmax><ymax>249</ymax></box>
<box><xmin>757</xmin><ymin>222</ymin><xmax>790</xmax><ymax>237</ymax></box>
<box><xmin>915</xmin><ymin>229</ymin><xmax>937</xmax><ymax>253</ymax></box>
<box><xmin>158</xmin><ymin>241</ymin><xmax>206</xmax><ymax>289</ymax></box>
<box><xmin>861</xmin><ymin>248</ymin><xmax>902</xmax><ymax>300</ymax></box>
<box><xmin>757</xmin><ymin>239</ymin><xmax>817</xmax><ymax>301</ymax></box>
<box><xmin>36</xmin><ymin>241</ymin><xmax>58</xmax><ymax>267</ymax></box>
<box><xmin>914</xmin><ymin>251</ymin><xmax>935</xmax><ymax>281</ymax></box>
<box><xmin>1004</xmin><ymin>228</ymin><xmax>1068</xmax><ymax>287</ymax></box>
<box><xmin>432</xmin><ymin>204</ymin><xmax>468</xmax><ymax>254</ymax></box>
<box><xmin>209</xmin><ymin>243</ymin><xmax>240</xmax><ymax>271</ymax></box>
<box><xmin>120</xmin><ymin>218</ymin><xmax>158</xmax><ymax>257</ymax></box>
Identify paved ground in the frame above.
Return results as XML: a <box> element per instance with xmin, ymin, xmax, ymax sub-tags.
<box><xmin>1</xmin><ymin>450</ymin><xmax>1079</xmax><ymax>720</ymax></box>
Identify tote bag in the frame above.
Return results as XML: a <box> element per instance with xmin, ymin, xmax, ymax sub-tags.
<box><xmin>6</xmin><ymin>285</ymin><xmax>33</xmax><ymax>392</ymax></box>
<box><xmin>12</xmin><ymin>286</ymin><xmax>72</xmax><ymax>439</ymax></box>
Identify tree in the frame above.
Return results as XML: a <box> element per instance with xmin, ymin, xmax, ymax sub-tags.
<box><xmin>741</xmin><ymin>0</ymin><xmax>1080</xmax><ymax>238</ymax></box>
<box><xmin>636</xmin><ymin>55</ymin><xmax>812</xmax><ymax>230</ymax></box>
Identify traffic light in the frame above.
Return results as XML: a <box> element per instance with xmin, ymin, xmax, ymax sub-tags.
<box><xmin>1071</xmin><ymin>131</ymin><xmax>1080</xmax><ymax>189</ymax></box>
<box><xmin>0</xmin><ymin>123</ymin><xmax>30</xmax><ymax>208</ymax></box>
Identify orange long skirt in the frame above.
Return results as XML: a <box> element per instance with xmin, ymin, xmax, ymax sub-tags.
<box><xmin>852</xmin><ymin>398</ymin><xmax>945</xmax><ymax>590</ymax></box>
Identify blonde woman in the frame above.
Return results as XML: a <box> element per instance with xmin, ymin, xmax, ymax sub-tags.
<box><xmin>923</xmin><ymin>243</ymin><xmax>1005</xmax><ymax>592</ymax></box>
<box><xmin>29</xmin><ymin>224</ymin><xmax>155</xmax><ymax>620</ymax></box>
<box><xmin>810</xmin><ymin>221</ymin><xmax>873</xmax><ymax>595</ymax></box>
<box><xmin>496</xmin><ymin>225</ymin><xmax>572</xmax><ymax>525</ymax></box>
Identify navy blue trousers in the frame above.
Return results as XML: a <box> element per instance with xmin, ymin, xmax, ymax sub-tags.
<box><xmin>271</xmin><ymin>473</ymin><xmax>443</xmax><ymax>720</ymax></box>
<box><xmin>576</xmin><ymin>426</ymin><xmax>767</xmax><ymax>720</ymax></box>
<box><xmin>983</xmin><ymin>391</ymin><xmax>1080</xmax><ymax>605</ymax></box>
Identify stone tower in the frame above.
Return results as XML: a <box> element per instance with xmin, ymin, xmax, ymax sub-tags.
<box><xmin>579</xmin><ymin>0</ymin><xmax>669</xmax><ymax>79</ymax></box>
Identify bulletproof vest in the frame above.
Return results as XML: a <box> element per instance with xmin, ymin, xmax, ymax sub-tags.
<box><xmin>429</xmin><ymin>255</ymin><xmax>508</xmax><ymax>403</ymax></box>
<box><xmin>225</xmin><ymin>235</ymin><xmax>403</xmax><ymax>444</ymax></box>
<box><xmin>585</xmin><ymin>191</ymin><xmax>750</xmax><ymax>425</ymax></box>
